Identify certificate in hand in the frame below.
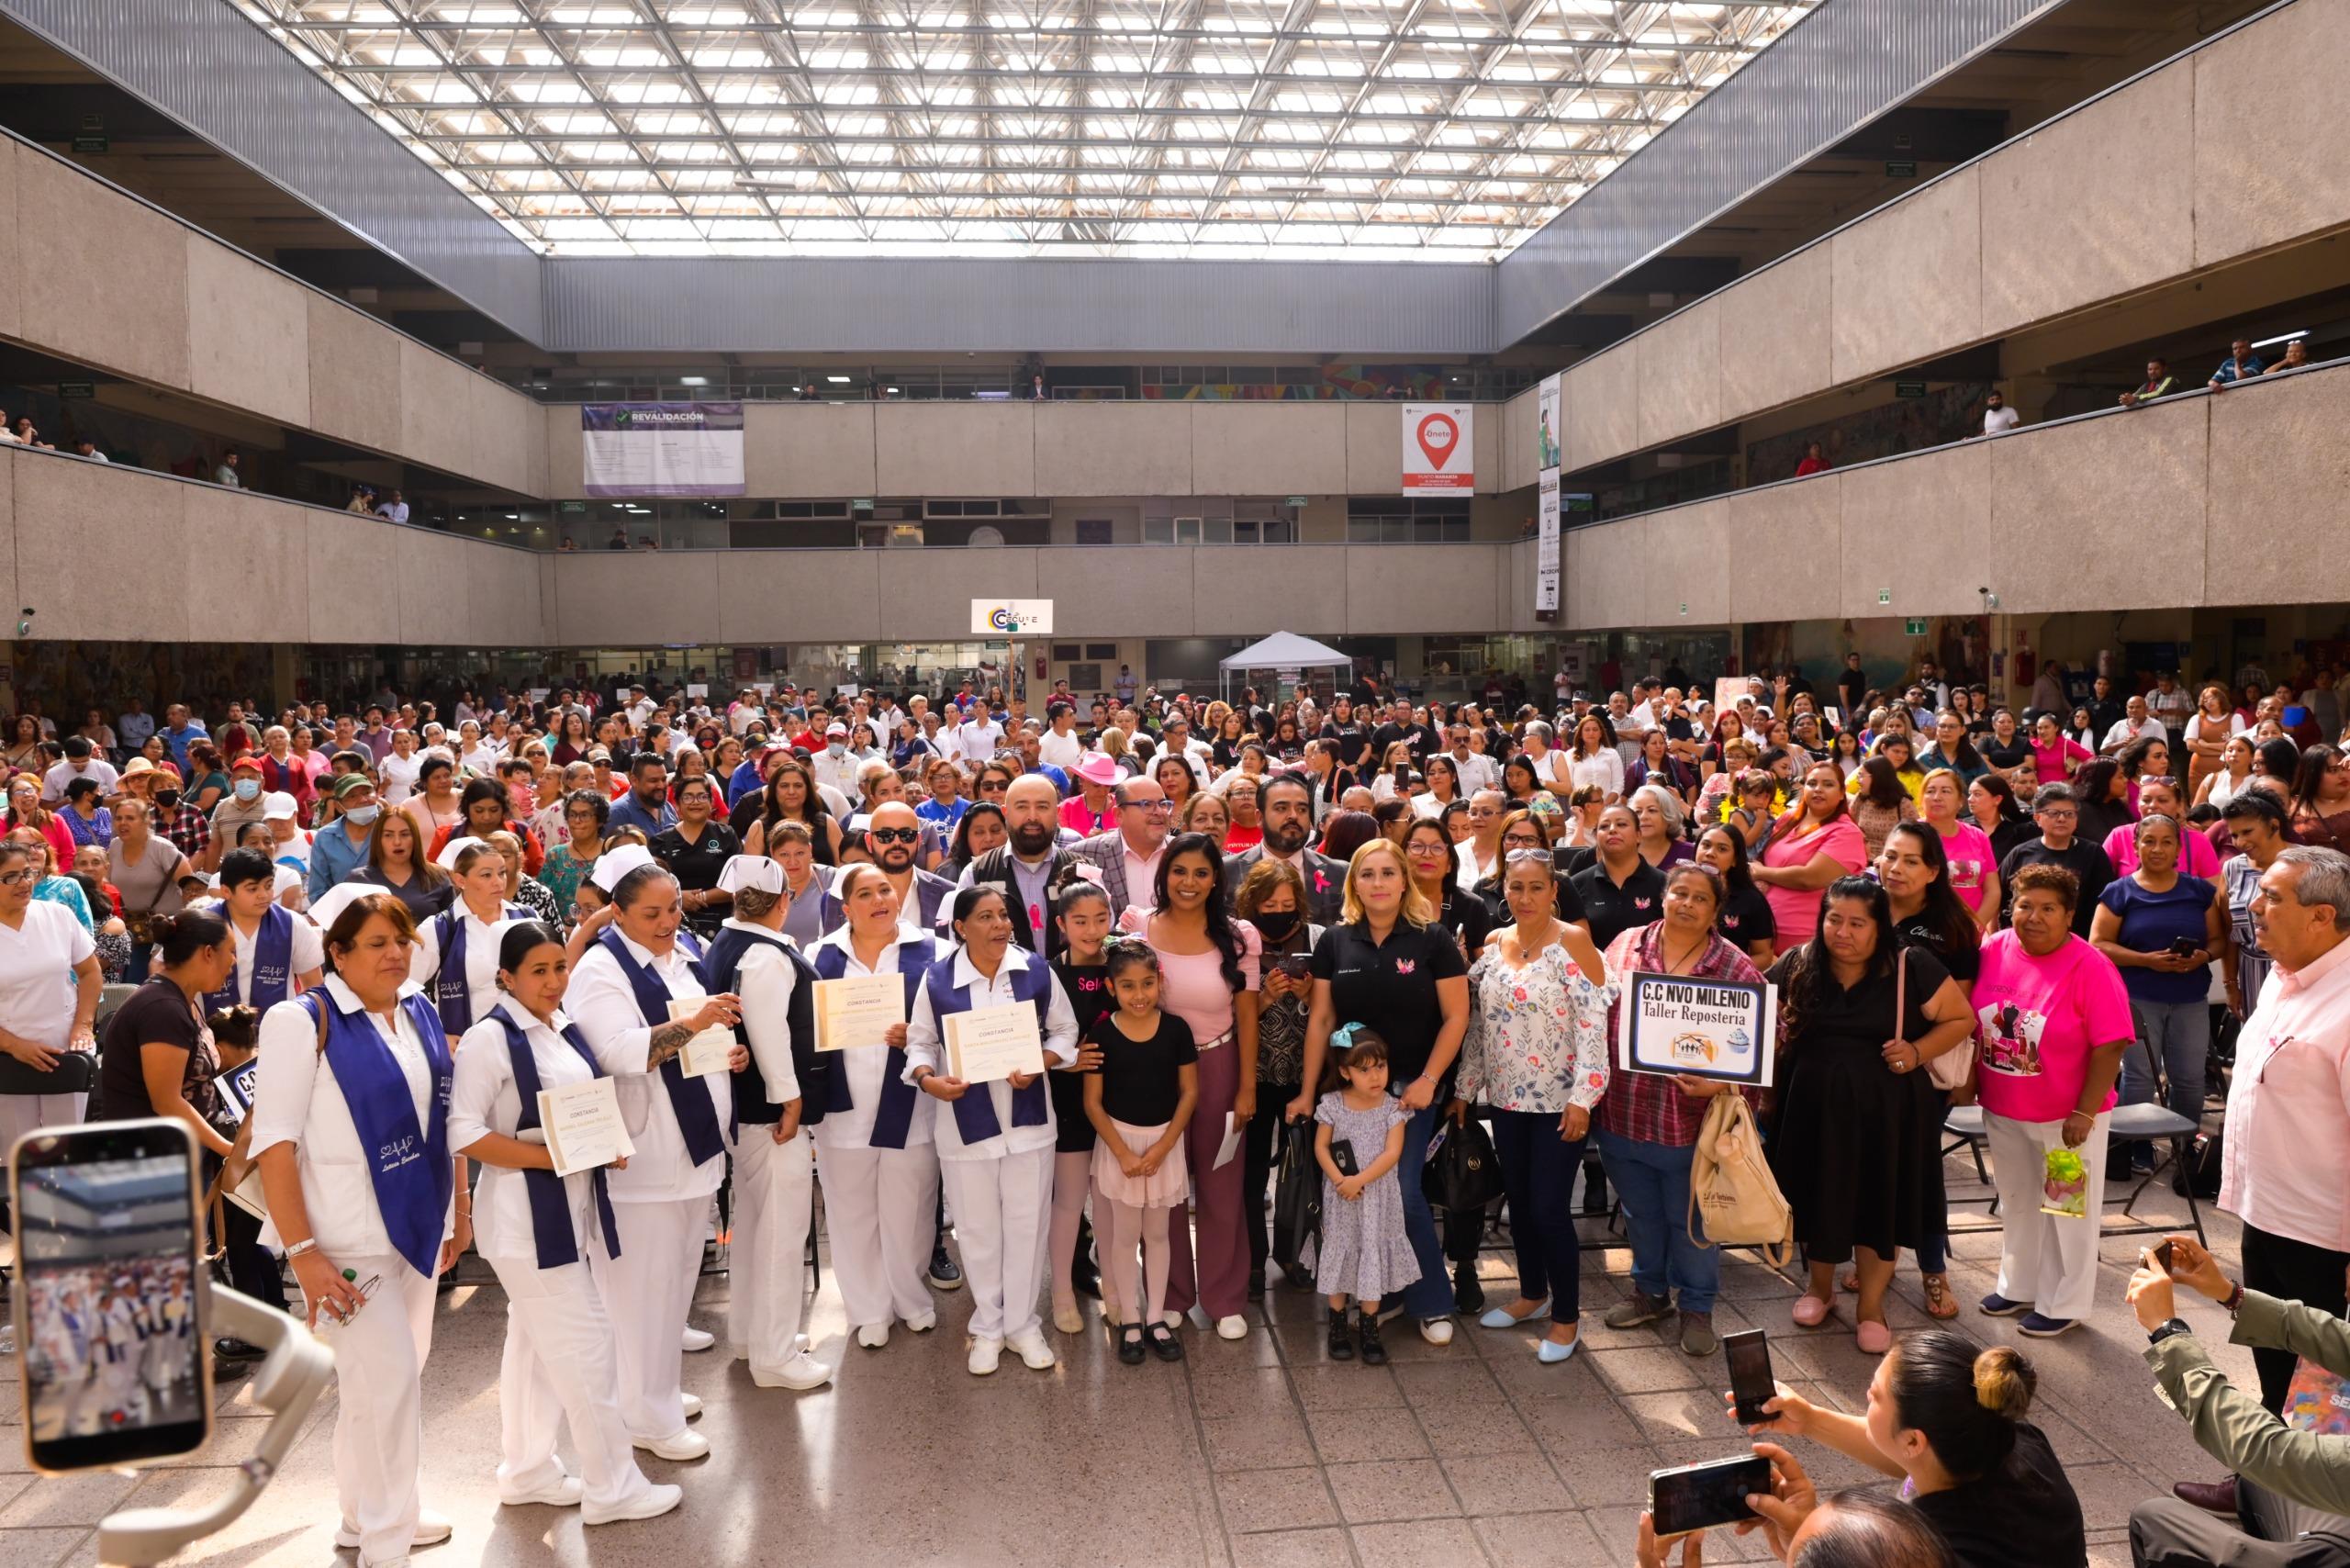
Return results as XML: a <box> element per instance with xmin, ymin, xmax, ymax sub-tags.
<box><xmin>536</xmin><ymin>1078</ymin><xmax>634</xmax><ymax>1178</ymax></box>
<box><xmin>944</xmin><ymin>1002</ymin><xmax>1046</xmax><ymax>1085</ymax></box>
<box><xmin>669</xmin><ymin>999</ymin><xmax>736</xmax><ymax>1077</ymax></box>
<box><xmin>814</xmin><ymin>973</ymin><xmax>905</xmax><ymax>1051</ymax></box>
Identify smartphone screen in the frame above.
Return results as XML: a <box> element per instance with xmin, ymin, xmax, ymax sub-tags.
<box><xmin>1724</xmin><ymin>1328</ymin><xmax>1776</xmax><ymax>1426</ymax></box>
<box><xmin>13</xmin><ymin>1120</ymin><xmax>211</xmax><ymax>1473</ymax></box>
<box><xmin>1651</xmin><ymin>1453</ymin><xmax>1771</xmax><ymax>1538</ymax></box>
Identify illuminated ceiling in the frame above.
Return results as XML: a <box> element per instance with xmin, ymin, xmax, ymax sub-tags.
<box><xmin>236</xmin><ymin>0</ymin><xmax>1818</xmax><ymax>259</ymax></box>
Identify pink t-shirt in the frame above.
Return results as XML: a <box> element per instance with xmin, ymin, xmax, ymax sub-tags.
<box><xmin>1760</xmin><ymin>814</ymin><xmax>1865</xmax><ymax>943</ymax></box>
<box><xmin>1932</xmin><ymin>821</ymin><xmax>1998</xmax><ymax>915</ymax></box>
<box><xmin>1118</xmin><ymin>906</ymin><xmax>1261</xmax><ymax>1045</ymax></box>
<box><xmin>2031</xmin><ymin>737</ymin><xmax>2091</xmax><ymax>780</ymax></box>
<box><xmin>1971</xmin><ymin>930</ymin><xmax>2134</xmax><ymax>1124</ymax></box>
<box><xmin>2102</xmin><ymin>822</ymin><xmax>2221</xmax><ymax>879</ymax></box>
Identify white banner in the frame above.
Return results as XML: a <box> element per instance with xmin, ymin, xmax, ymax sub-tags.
<box><xmin>971</xmin><ymin>599</ymin><xmax>1055</xmax><ymax>635</ymax></box>
<box><xmin>581</xmin><ymin>402</ymin><xmax>745</xmax><ymax>498</ymax></box>
<box><xmin>1401</xmin><ymin>403</ymin><xmax>1474</xmax><ymax>493</ymax></box>
<box><xmin>1535</xmin><ymin>374</ymin><xmax>1562</xmax><ymax>612</ymax></box>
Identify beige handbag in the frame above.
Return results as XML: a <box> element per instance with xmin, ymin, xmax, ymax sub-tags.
<box><xmin>1899</xmin><ymin>945</ymin><xmax>1977</xmax><ymax>1096</ymax></box>
<box><xmin>1686</xmin><ymin>1090</ymin><xmax>1794</xmax><ymax>1268</ymax></box>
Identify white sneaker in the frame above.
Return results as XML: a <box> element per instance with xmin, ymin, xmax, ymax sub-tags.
<box><xmin>679</xmin><ymin>1392</ymin><xmax>703</xmax><ymax>1419</ymax></box>
<box><xmin>1214</xmin><ymin>1315</ymin><xmax>1248</xmax><ymax>1341</ymax></box>
<box><xmin>336</xmin><ymin>1509</ymin><xmax>452</xmax><ymax>1551</ymax></box>
<box><xmin>751</xmin><ymin>1352</ymin><xmax>834</xmax><ymax>1391</ymax></box>
<box><xmin>856</xmin><ymin>1322</ymin><xmax>890</xmax><ymax>1350</ymax></box>
<box><xmin>631</xmin><ymin>1428</ymin><xmax>711</xmax><ymax>1462</ymax></box>
<box><xmin>967</xmin><ymin>1336</ymin><xmax>1003</xmax><ymax>1376</ymax></box>
<box><xmin>903</xmin><ymin>1310</ymin><xmax>937</xmax><ymax>1333</ymax></box>
<box><xmin>583</xmin><ymin>1483</ymin><xmax>683</xmax><ymax>1527</ymax></box>
<box><xmin>1418</xmin><ymin>1316</ymin><xmax>1456</xmax><ymax>1347</ymax></box>
<box><xmin>1006</xmin><ymin>1327</ymin><xmax>1057</xmax><ymax>1371</ymax></box>
<box><xmin>679</xmin><ymin>1327</ymin><xmax>715</xmax><ymax>1353</ymax></box>
<box><xmin>498</xmin><ymin>1475</ymin><xmax>584</xmax><ymax>1508</ymax></box>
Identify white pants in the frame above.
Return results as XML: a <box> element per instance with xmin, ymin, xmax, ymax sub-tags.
<box><xmin>813</xmin><ymin>1140</ymin><xmax>938</xmax><ymax>1331</ymax></box>
<box><xmin>938</xmin><ymin>1148</ymin><xmax>1053</xmax><ymax>1343</ymax></box>
<box><xmin>0</xmin><ymin>1093</ymin><xmax>87</xmax><ymax>1231</ymax></box>
<box><xmin>729</xmin><ymin>1126</ymin><xmax>813</xmax><ymax>1376</ymax></box>
<box><xmin>322</xmin><ymin>1256</ymin><xmax>437</xmax><ymax>1567</ymax></box>
<box><xmin>487</xmin><ymin>1257</ymin><xmax>656</xmax><ymax>1513</ymax></box>
<box><xmin>1985</xmin><ymin>1108</ymin><xmax>2110</xmax><ymax>1323</ymax></box>
<box><xmin>589</xmin><ymin>1194</ymin><xmax>711</xmax><ymax>1442</ymax></box>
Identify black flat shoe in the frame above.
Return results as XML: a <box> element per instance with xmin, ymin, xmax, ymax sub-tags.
<box><xmin>1117</xmin><ymin>1325</ymin><xmax>1147</xmax><ymax>1365</ymax></box>
<box><xmin>1147</xmin><ymin>1323</ymin><xmax>1184</xmax><ymax>1363</ymax></box>
<box><xmin>1326</xmin><ymin>1310</ymin><xmax>1356</xmax><ymax>1361</ymax></box>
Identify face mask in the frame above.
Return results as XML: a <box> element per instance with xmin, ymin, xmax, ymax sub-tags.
<box><xmin>828</xmin><ymin>742</ymin><xmax>846</xmax><ymax>756</ymax></box>
<box><xmin>155</xmin><ymin>790</ymin><xmax>181</xmax><ymax>809</ymax></box>
<box><xmin>233</xmin><ymin>778</ymin><xmax>261</xmax><ymax>802</ymax></box>
<box><xmin>343</xmin><ymin>803</ymin><xmax>380</xmax><ymax>826</ymax></box>
<box><xmin>1249</xmin><ymin>911</ymin><xmax>1301</xmax><ymax>944</ymax></box>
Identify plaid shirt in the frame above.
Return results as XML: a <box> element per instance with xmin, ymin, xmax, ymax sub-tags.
<box><xmin>1596</xmin><ymin>922</ymin><xmax>1764</xmax><ymax>1148</ymax></box>
<box><xmin>155</xmin><ymin>805</ymin><xmax>211</xmax><ymax>864</ymax></box>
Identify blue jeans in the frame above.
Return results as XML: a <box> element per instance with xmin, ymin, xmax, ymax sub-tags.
<box><xmin>1596</xmin><ymin>1127</ymin><xmax>1718</xmax><ymax>1315</ymax></box>
<box><xmin>1394</xmin><ymin>1099</ymin><xmax>1457</xmax><ymax>1320</ymax></box>
<box><xmin>1489</xmin><ymin>1110</ymin><xmax>1586</xmax><ymax>1324</ymax></box>
<box><xmin>2121</xmin><ymin>997</ymin><xmax>2210</xmax><ymax>1168</ymax></box>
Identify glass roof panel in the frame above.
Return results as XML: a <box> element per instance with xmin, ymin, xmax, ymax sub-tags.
<box><xmin>234</xmin><ymin>0</ymin><xmax>1815</xmax><ymax>258</ymax></box>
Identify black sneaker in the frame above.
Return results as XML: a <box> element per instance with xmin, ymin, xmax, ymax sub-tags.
<box><xmin>927</xmin><ymin>1243</ymin><xmax>963</xmax><ymax>1291</ymax></box>
<box><xmin>1326</xmin><ymin>1309</ymin><xmax>1356</xmax><ymax>1361</ymax></box>
<box><xmin>1452</xmin><ymin>1262</ymin><xmax>1485</xmax><ymax>1315</ymax></box>
<box><xmin>1356</xmin><ymin>1308</ymin><xmax>1388</xmax><ymax>1367</ymax></box>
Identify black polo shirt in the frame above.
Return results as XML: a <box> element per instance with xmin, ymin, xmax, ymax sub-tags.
<box><xmin>1570</xmin><ymin>857</ymin><xmax>1670</xmax><ymax>948</ymax></box>
<box><xmin>1310</xmin><ymin>919</ymin><xmax>1469</xmax><ymax>1083</ymax></box>
<box><xmin>1997</xmin><ymin>838</ymin><xmax>2114</xmax><ymax>937</ymax></box>
<box><xmin>1717</xmin><ymin>882</ymin><xmax>1777</xmax><ymax>954</ymax></box>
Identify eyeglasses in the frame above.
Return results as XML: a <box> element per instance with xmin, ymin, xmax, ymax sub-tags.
<box><xmin>1505</xmin><ymin>847</ymin><xmax>1554</xmax><ymax>864</ymax></box>
<box><xmin>0</xmin><ymin>870</ymin><xmax>33</xmax><ymax>888</ymax></box>
<box><xmin>868</xmin><ymin>827</ymin><xmax>921</xmax><ymax>845</ymax></box>
<box><xmin>1125</xmin><ymin>800</ymin><xmax>1176</xmax><ymax>814</ymax></box>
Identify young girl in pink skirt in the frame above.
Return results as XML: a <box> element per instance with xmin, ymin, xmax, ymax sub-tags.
<box><xmin>1082</xmin><ymin>942</ymin><xmax>1201</xmax><ymax>1365</ymax></box>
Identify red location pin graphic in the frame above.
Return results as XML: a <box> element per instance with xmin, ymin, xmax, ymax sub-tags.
<box><xmin>1416</xmin><ymin>412</ymin><xmax>1459</xmax><ymax>470</ymax></box>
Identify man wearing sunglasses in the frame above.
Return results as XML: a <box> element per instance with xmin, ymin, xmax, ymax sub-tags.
<box><xmin>865</xmin><ymin>801</ymin><xmax>955</xmax><ymax>931</ymax></box>
<box><xmin>1069</xmin><ymin>777</ymin><xmax>1173</xmax><ymax>918</ymax></box>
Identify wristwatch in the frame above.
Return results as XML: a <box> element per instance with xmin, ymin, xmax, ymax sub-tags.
<box><xmin>2147</xmin><ymin>1318</ymin><xmax>2195</xmax><ymax>1347</ymax></box>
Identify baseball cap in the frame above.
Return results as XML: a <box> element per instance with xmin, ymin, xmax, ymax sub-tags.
<box><xmin>229</xmin><ymin>756</ymin><xmax>264</xmax><ymax>775</ymax></box>
<box><xmin>262</xmin><ymin>791</ymin><xmax>298</xmax><ymax>821</ymax></box>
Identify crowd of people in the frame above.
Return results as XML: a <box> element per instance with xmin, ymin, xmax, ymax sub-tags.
<box><xmin>0</xmin><ymin>655</ymin><xmax>2344</xmax><ymax>1567</ymax></box>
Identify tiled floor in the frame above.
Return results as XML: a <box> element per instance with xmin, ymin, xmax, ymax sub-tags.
<box><xmin>0</xmin><ymin>1158</ymin><xmax>2248</xmax><ymax>1567</ymax></box>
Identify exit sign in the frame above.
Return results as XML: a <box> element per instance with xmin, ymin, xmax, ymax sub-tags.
<box><xmin>1895</xmin><ymin>381</ymin><xmax>1928</xmax><ymax>399</ymax></box>
<box><xmin>1905</xmin><ymin>619</ymin><xmax>1929</xmax><ymax>636</ymax></box>
<box><xmin>1886</xmin><ymin>159</ymin><xmax>1917</xmax><ymax>178</ymax></box>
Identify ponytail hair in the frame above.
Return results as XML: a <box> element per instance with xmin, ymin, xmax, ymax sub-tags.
<box><xmin>1886</xmin><ymin>1330</ymin><xmax>2035</xmax><ymax>1482</ymax></box>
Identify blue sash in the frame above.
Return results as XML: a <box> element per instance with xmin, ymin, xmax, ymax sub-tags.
<box><xmin>205</xmin><ymin>905</ymin><xmax>293</xmax><ymax>1015</ymax></box>
<box><xmin>811</xmin><ymin>934</ymin><xmax>934</xmax><ymax>1149</ymax></box>
<box><xmin>301</xmin><ymin>990</ymin><xmax>454</xmax><ymax>1280</ymax></box>
<box><xmin>431</xmin><ymin>904</ymin><xmax>527</xmax><ymax>1035</ymax></box>
<box><xmin>494</xmin><ymin>1013</ymin><xmax>622</xmax><ymax>1270</ymax></box>
<box><xmin>595</xmin><ymin>928</ymin><xmax>727</xmax><ymax>1166</ymax></box>
<box><xmin>923</xmin><ymin>954</ymin><xmax>1053</xmax><ymax>1146</ymax></box>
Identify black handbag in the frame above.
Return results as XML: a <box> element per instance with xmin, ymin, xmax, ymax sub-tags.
<box><xmin>1422</xmin><ymin>1114</ymin><xmax>1506</xmax><ymax>1216</ymax></box>
<box><xmin>1270</xmin><ymin>1117</ymin><xmax>1323</xmax><ymax>1282</ymax></box>
<box><xmin>0</xmin><ymin>1049</ymin><xmax>97</xmax><ymax>1098</ymax></box>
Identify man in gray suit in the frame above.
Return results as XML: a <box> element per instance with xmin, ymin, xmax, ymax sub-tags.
<box><xmin>1069</xmin><ymin>776</ymin><xmax>1174</xmax><ymax>918</ymax></box>
<box><xmin>1225</xmin><ymin>772</ymin><xmax>1345</xmax><ymax>924</ymax></box>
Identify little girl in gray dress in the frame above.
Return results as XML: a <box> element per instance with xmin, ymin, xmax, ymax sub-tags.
<box><xmin>1313</xmin><ymin>1025</ymin><xmax>1419</xmax><ymax>1367</ymax></box>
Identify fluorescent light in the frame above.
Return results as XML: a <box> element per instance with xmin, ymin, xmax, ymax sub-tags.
<box><xmin>2252</xmin><ymin>330</ymin><xmax>2310</xmax><ymax>350</ymax></box>
<box><xmin>678</xmin><ymin>376</ymin><xmax>709</xmax><ymax>386</ymax></box>
<box><xmin>826</xmin><ymin>375</ymin><xmax>852</xmax><ymax>384</ymax></box>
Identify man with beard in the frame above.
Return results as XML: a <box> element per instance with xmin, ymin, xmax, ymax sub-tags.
<box><xmin>1225</xmin><ymin>772</ymin><xmax>1344</xmax><ymax>924</ymax></box>
<box><xmin>866</xmin><ymin>801</ymin><xmax>956</xmax><ymax>930</ymax></box>
<box><xmin>1070</xmin><ymin>777</ymin><xmax>1173</xmax><ymax>918</ymax></box>
<box><xmin>959</xmin><ymin>776</ymin><xmax>1081</xmax><ymax>958</ymax></box>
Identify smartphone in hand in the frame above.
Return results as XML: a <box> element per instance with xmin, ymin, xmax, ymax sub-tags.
<box><xmin>1651</xmin><ymin>1453</ymin><xmax>1771</xmax><ymax>1538</ymax></box>
<box><xmin>1724</xmin><ymin>1328</ymin><xmax>1776</xmax><ymax>1427</ymax></box>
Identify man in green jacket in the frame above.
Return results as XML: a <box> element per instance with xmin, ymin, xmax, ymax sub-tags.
<box><xmin>2126</xmin><ymin>1231</ymin><xmax>2350</xmax><ymax>1565</ymax></box>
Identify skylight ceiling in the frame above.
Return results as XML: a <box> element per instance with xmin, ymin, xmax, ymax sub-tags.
<box><xmin>235</xmin><ymin>0</ymin><xmax>1818</xmax><ymax>260</ymax></box>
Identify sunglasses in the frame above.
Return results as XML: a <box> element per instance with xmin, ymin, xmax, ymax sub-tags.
<box><xmin>868</xmin><ymin>826</ymin><xmax>921</xmax><ymax>845</ymax></box>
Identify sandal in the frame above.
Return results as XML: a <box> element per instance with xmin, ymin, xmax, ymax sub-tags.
<box><xmin>1117</xmin><ymin>1324</ymin><xmax>1147</xmax><ymax>1365</ymax></box>
<box><xmin>1792</xmin><ymin>1294</ymin><xmax>1833</xmax><ymax>1328</ymax></box>
<box><xmin>1920</xmin><ymin>1273</ymin><xmax>1959</xmax><ymax>1320</ymax></box>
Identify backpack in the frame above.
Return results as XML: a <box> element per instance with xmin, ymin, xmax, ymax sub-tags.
<box><xmin>1686</xmin><ymin>1091</ymin><xmax>1794</xmax><ymax>1268</ymax></box>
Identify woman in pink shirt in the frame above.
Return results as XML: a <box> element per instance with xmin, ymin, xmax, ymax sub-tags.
<box><xmin>2103</xmin><ymin>776</ymin><xmax>2220</xmax><ymax>879</ymax></box>
<box><xmin>1118</xmin><ymin>833</ymin><xmax>1261</xmax><ymax>1340</ymax></box>
<box><xmin>1971</xmin><ymin>863</ymin><xmax>2135</xmax><ymax>1336</ymax></box>
<box><xmin>2029</xmin><ymin>713</ymin><xmax>2092</xmax><ymax>783</ymax></box>
<box><xmin>1918</xmin><ymin>769</ymin><xmax>2000</xmax><ymax>930</ymax></box>
<box><xmin>1752</xmin><ymin>762</ymin><xmax>1867</xmax><ymax>941</ymax></box>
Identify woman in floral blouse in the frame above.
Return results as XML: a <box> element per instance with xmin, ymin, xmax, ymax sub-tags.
<box><xmin>1452</xmin><ymin>846</ymin><xmax>1612</xmax><ymax>1363</ymax></box>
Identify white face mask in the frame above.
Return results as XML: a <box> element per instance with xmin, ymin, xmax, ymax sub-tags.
<box><xmin>233</xmin><ymin>778</ymin><xmax>261</xmax><ymax>802</ymax></box>
<box><xmin>828</xmin><ymin>742</ymin><xmax>846</xmax><ymax>756</ymax></box>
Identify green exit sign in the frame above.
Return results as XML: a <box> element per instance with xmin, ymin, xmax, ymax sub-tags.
<box><xmin>1905</xmin><ymin>619</ymin><xmax>1929</xmax><ymax>636</ymax></box>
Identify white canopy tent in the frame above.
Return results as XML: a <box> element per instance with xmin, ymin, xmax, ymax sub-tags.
<box><xmin>1218</xmin><ymin>632</ymin><xmax>1352</xmax><ymax>703</ymax></box>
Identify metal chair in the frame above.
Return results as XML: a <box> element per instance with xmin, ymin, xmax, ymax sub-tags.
<box><xmin>2102</xmin><ymin>1100</ymin><xmax>2208</xmax><ymax>1246</ymax></box>
<box><xmin>1942</xmin><ymin>1104</ymin><xmax>1998</xmax><ymax>1220</ymax></box>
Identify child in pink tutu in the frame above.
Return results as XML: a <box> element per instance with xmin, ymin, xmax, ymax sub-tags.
<box><xmin>1083</xmin><ymin>941</ymin><xmax>1201</xmax><ymax>1364</ymax></box>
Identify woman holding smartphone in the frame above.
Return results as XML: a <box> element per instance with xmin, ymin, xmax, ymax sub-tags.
<box><xmin>249</xmin><ymin>892</ymin><xmax>465</xmax><ymax>1568</ymax></box>
<box><xmin>449</xmin><ymin>922</ymin><xmax>680</xmax><ymax>1528</ymax></box>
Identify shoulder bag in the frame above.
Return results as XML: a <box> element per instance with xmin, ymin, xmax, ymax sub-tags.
<box><xmin>1898</xmin><ymin>945</ymin><xmax>1977</xmax><ymax>1095</ymax></box>
<box><xmin>1686</xmin><ymin>1090</ymin><xmax>1793</xmax><ymax>1268</ymax></box>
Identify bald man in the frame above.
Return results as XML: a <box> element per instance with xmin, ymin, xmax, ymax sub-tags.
<box><xmin>867</xmin><ymin>800</ymin><xmax>957</xmax><ymax>930</ymax></box>
<box><xmin>960</xmin><ymin>775</ymin><xmax>1081</xmax><ymax>958</ymax></box>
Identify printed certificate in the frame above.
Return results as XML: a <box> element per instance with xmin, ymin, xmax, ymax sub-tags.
<box><xmin>814</xmin><ymin>973</ymin><xmax>905</xmax><ymax>1051</ymax></box>
<box><xmin>670</xmin><ymin>999</ymin><xmax>736</xmax><ymax>1077</ymax></box>
<box><xmin>536</xmin><ymin>1078</ymin><xmax>634</xmax><ymax>1177</ymax></box>
<box><xmin>944</xmin><ymin>1002</ymin><xmax>1046</xmax><ymax>1085</ymax></box>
